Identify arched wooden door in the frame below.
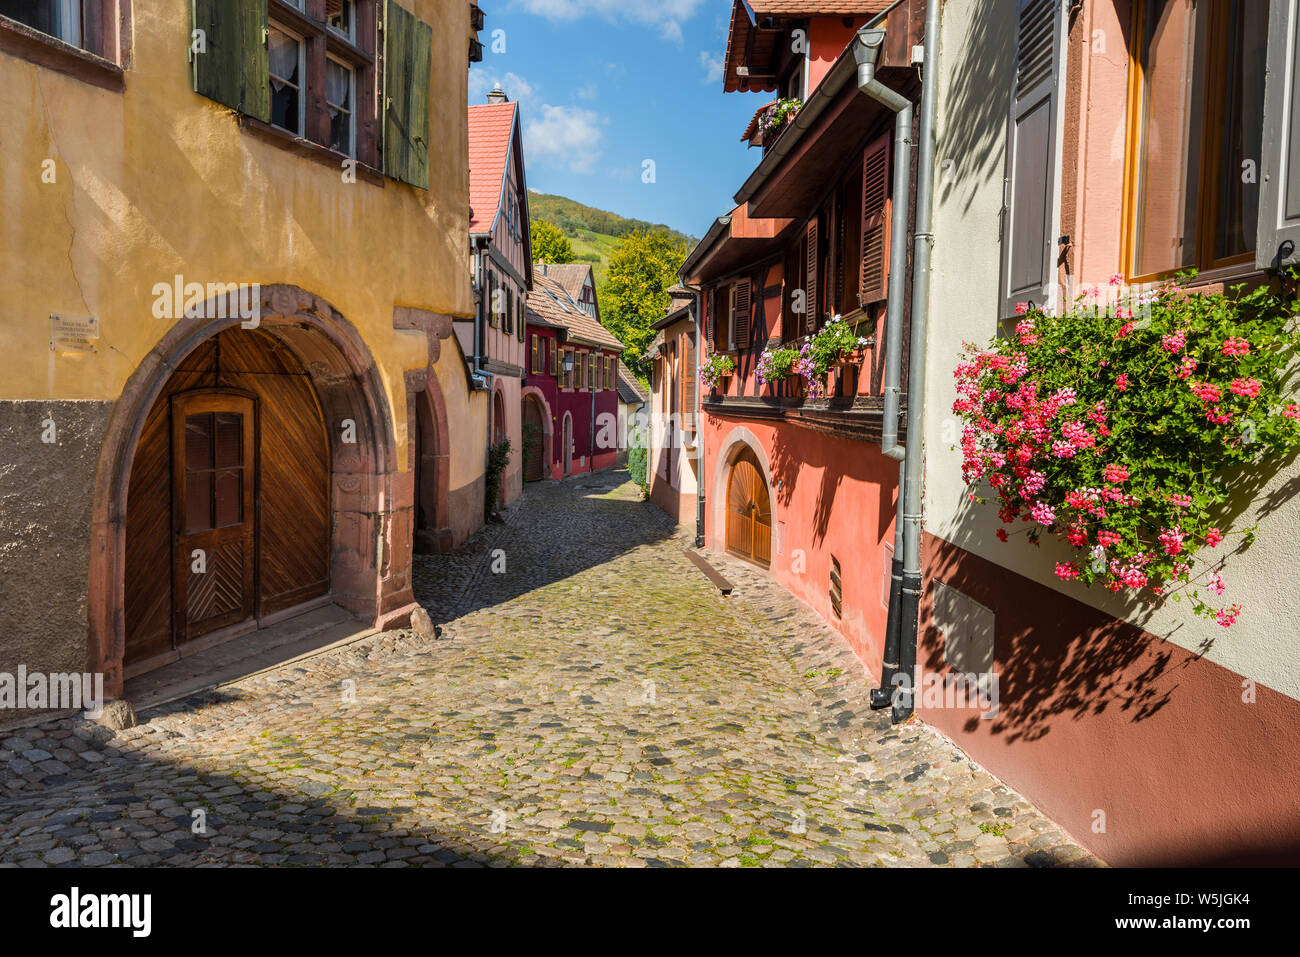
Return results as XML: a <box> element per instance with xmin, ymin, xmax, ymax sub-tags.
<box><xmin>522</xmin><ymin>395</ymin><xmax>545</xmax><ymax>482</ymax></box>
<box><xmin>726</xmin><ymin>449</ymin><xmax>772</xmax><ymax>567</ymax></box>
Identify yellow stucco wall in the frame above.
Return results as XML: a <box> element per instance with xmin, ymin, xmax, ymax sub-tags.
<box><xmin>0</xmin><ymin>0</ymin><xmax>478</xmax><ymax>469</ymax></box>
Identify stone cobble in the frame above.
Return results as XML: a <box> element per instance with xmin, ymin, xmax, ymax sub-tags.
<box><xmin>0</xmin><ymin>470</ymin><xmax>1101</xmax><ymax>867</ymax></box>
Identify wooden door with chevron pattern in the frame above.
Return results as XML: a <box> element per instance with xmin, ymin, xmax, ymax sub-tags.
<box><xmin>170</xmin><ymin>391</ymin><xmax>257</xmax><ymax>645</ymax></box>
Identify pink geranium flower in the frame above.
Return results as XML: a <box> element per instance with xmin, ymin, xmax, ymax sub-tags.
<box><xmin>1230</xmin><ymin>377</ymin><xmax>1261</xmax><ymax>398</ymax></box>
<box><xmin>1205</xmin><ymin>527</ymin><xmax>1224</xmax><ymax>547</ymax></box>
<box><xmin>1221</xmin><ymin>337</ymin><xmax>1250</xmax><ymax>357</ymax></box>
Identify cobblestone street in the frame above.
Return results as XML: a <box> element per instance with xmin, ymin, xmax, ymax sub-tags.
<box><xmin>0</xmin><ymin>472</ymin><xmax>1099</xmax><ymax>868</ymax></box>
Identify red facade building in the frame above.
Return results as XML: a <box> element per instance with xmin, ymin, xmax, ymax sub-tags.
<box><xmin>523</xmin><ymin>270</ymin><xmax>625</xmax><ymax>480</ymax></box>
<box><xmin>681</xmin><ymin>0</ymin><xmax>925</xmax><ymax>667</ymax></box>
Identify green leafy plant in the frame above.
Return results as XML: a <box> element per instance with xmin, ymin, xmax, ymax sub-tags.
<box><xmin>530</xmin><ymin>219</ymin><xmax>575</xmax><ymax>264</ymax></box>
<box><xmin>953</xmin><ymin>273</ymin><xmax>1300</xmax><ymax>626</ymax></box>
<box><xmin>699</xmin><ymin>352</ymin><xmax>736</xmax><ymax>390</ymax></box>
<box><xmin>759</xmin><ymin>98</ymin><xmax>803</xmax><ymax>137</ymax></box>
<box><xmin>809</xmin><ymin>315</ymin><xmax>872</xmax><ymax>380</ymax></box>
<box><xmin>628</xmin><ymin>441</ymin><xmax>649</xmax><ymax>498</ymax></box>
<box><xmin>756</xmin><ymin>345</ymin><xmax>800</xmax><ymax>383</ymax></box>
<box><xmin>484</xmin><ymin>439</ymin><xmax>512</xmax><ymax>518</ymax></box>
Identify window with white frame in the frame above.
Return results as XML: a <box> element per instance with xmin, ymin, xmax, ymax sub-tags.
<box><xmin>269</xmin><ymin>24</ymin><xmax>307</xmax><ymax>138</ymax></box>
<box><xmin>0</xmin><ymin>0</ymin><xmax>83</xmax><ymax>47</ymax></box>
<box><xmin>325</xmin><ymin>55</ymin><xmax>355</xmax><ymax>157</ymax></box>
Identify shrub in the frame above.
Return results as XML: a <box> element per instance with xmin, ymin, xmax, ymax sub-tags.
<box><xmin>952</xmin><ymin>273</ymin><xmax>1300</xmax><ymax>626</ymax></box>
<box><xmin>484</xmin><ymin>439</ymin><xmax>512</xmax><ymax>518</ymax></box>
<box><xmin>628</xmin><ymin>442</ymin><xmax>648</xmax><ymax>497</ymax></box>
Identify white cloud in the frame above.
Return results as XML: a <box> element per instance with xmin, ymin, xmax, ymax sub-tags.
<box><xmin>576</xmin><ymin>83</ymin><xmax>599</xmax><ymax>101</ymax></box>
<box><xmin>511</xmin><ymin>0</ymin><xmax>706</xmax><ymax>42</ymax></box>
<box><xmin>699</xmin><ymin>50</ymin><xmax>723</xmax><ymax>85</ymax></box>
<box><xmin>524</xmin><ymin>104</ymin><xmax>606</xmax><ymax>174</ymax></box>
<box><xmin>468</xmin><ymin>69</ymin><xmax>537</xmax><ymax>107</ymax></box>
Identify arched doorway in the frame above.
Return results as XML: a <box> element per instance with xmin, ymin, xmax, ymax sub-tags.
<box><xmin>561</xmin><ymin>413</ymin><xmax>573</xmax><ymax>477</ymax></box>
<box><xmin>90</xmin><ymin>284</ymin><xmax>414</xmax><ymax>694</ymax></box>
<box><xmin>413</xmin><ymin>383</ymin><xmax>451</xmax><ymax>554</ymax></box>
<box><xmin>726</xmin><ymin>448</ymin><xmax>772</xmax><ymax>567</ymax></box>
<box><xmin>122</xmin><ymin>327</ymin><xmax>331</xmax><ymax>669</ymax></box>
<box><xmin>493</xmin><ymin>389</ymin><xmax>507</xmax><ymax>445</ymax></box>
<box><xmin>522</xmin><ymin>394</ymin><xmax>545</xmax><ymax>482</ymax></box>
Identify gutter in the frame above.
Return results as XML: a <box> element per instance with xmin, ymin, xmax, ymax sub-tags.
<box><xmin>853</xmin><ymin>25</ymin><xmax>913</xmax><ymax>711</ymax></box>
<box><xmin>868</xmin><ymin>0</ymin><xmax>941</xmax><ymax>724</ymax></box>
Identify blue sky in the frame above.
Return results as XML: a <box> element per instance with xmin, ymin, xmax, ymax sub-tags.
<box><xmin>468</xmin><ymin>0</ymin><xmax>776</xmax><ymax>241</ymax></box>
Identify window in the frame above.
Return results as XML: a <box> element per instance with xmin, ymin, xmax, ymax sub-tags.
<box><xmin>588</xmin><ymin>353</ymin><xmax>597</xmax><ymax>392</ymax></box>
<box><xmin>183</xmin><ymin>412</ymin><xmax>246</xmax><ymax>532</ymax></box>
<box><xmin>505</xmin><ymin>285</ymin><xmax>514</xmax><ymax>335</ymax></box>
<box><xmin>1</xmin><ymin>0</ymin><xmax>82</xmax><ymax>45</ymax></box>
<box><xmin>549</xmin><ymin>339</ymin><xmax>558</xmax><ymax>379</ymax></box>
<box><xmin>1126</xmin><ymin>0</ymin><xmax>1268</xmax><ymax>279</ymax></box>
<box><xmin>192</xmin><ymin>1</ymin><xmax>412</xmax><ymax>181</ymax></box>
<box><xmin>326</xmin><ymin>0</ymin><xmax>354</xmax><ymax>38</ymax></box>
<box><xmin>325</xmin><ymin>55</ymin><xmax>355</xmax><ymax>157</ymax></box>
<box><xmin>830</xmin><ymin>555</ymin><xmax>842</xmax><ymax>619</ymax></box>
<box><xmin>269</xmin><ymin>25</ymin><xmax>307</xmax><ymax>137</ymax></box>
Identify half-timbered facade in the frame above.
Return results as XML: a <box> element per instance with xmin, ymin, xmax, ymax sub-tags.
<box><xmin>523</xmin><ymin>272</ymin><xmax>624</xmax><ymax>481</ymax></box>
<box><xmin>466</xmin><ymin>85</ymin><xmax>534</xmax><ymax>510</ymax></box>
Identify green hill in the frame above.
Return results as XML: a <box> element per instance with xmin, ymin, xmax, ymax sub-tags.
<box><xmin>527</xmin><ymin>191</ymin><xmax>696</xmax><ymax>288</ymax></box>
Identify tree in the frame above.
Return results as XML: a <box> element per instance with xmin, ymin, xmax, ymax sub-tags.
<box><xmin>531</xmin><ymin>219</ymin><xmax>575</xmax><ymax>264</ymax></box>
<box><xmin>601</xmin><ymin>229</ymin><xmax>691</xmax><ymax>377</ymax></box>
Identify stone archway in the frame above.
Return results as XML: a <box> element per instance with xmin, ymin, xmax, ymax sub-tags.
<box><xmin>411</xmin><ymin>378</ymin><xmax>452</xmax><ymax>554</ymax></box>
<box><xmin>88</xmin><ymin>284</ymin><xmax>417</xmax><ymax>696</ymax></box>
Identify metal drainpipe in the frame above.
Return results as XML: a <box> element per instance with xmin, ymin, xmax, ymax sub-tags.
<box><xmin>853</xmin><ymin>26</ymin><xmax>915</xmax><ymax>710</ymax></box>
<box><xmin>693</xmin><ymin>289</ymin><xmax>705</xmax><ymax>548</ymax></box>
<box><xmin>892</xmin><ymin>0</ymin><xmax>941</xmax><ymax>723</ymax></box>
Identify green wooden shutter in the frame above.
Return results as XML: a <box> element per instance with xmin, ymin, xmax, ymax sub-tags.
<box><xmin>191</xmin><ymin>0</ymin><xmax>270</xmax><ymax>122</ymax></box>
<box><xmin>384</xmin><ymin>0</ymin><xmax>433</xmax><ymax>188</ymax></box>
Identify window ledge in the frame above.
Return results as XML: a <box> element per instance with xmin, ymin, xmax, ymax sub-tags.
<box><xmin>239</xmin><ymin>115</ymin><xmax>384</xmax><ymax>186</ymax></box>
<box><xmin>0</xmin><ymin>15</ymin><xmax>124</xmax><ymax>91</ymax></box>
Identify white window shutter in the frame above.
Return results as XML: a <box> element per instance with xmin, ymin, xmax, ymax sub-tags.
<box><xmin>1258</xmin><ymin>0</ymin><xmax>1300</xmax><ymax>269</ymax></box>
<box><xmin>1000</xmin><ymin>0</ymin><xmax>1064</xmax><ymax>319</ymax></box>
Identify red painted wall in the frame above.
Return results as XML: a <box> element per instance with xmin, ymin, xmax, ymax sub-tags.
<box><xmin>524</xmin><ymin>325</ymin><xmax>620</xmax><ymax>478</ymax></box>
<box><xmin>920</xmin><ymin>532</ymin><xmax>1300</xmax><ymax>866</ymax></box>
<box><xmin>702</xmin><ymin>413</ymin><xmax>898</xmax><ymax>668</ymax></box>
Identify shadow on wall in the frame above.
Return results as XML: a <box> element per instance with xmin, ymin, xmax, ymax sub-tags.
<box><xmin>937</xmin><ymin>0</ymin><xmax>1014</xmax><ymax>218</ymax></box>
<box><xmin>766</xmin><ymin>425</ymin><xmax>896</xmax><ymax>553</ymax></box>
<box><xmin>925</xmin><ymin>433</ymin><xmax>1300</xmax><ymax>745</ymax></box>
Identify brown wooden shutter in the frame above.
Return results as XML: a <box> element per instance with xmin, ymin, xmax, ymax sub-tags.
<box><xmin>860</xmin><ymin>133</ymin><xmax>891</xmax><ymax>306</ymax></box>
<box><xmin>683</xmin><ymin>332</ymin><xmax>697</xmax><ymax>429</ymax></box>
<box><xmin>805</xmin><ymin>220</ymin><xmax>819</xmax><ymax>334</ymax></box>
<box><xmin>733</xmin><ymin>280</ymin><xmax>751</xmax><ymax>349</ymax></box>
<box><xmin>192</xmin><ymin>0</ymin><xmax>270</xmax><ymax>121</ymax></box>
<box><xmin>705</xmin><ymin>288</ymin><xmax>715</xmax><ymax>348</ymax></box>
<box><xmin>530</xmin><ymin>335</ymin><xmax>538</xmax><ymax>374</ymax></box>
<box><xmin>549</xmin><ymin>339</ymin><xmax>557</xmax><ymax>377</ymax></box>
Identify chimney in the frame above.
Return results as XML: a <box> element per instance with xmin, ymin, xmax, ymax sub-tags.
<box><xmin>487</xmin><ymin>83</ymin><xmax>508</xmax><ymax>104</ymax></box>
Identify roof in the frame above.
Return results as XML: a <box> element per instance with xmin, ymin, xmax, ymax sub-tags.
<box><xmin>538</xmin><ymin>263</ymin><xmax>594</xmax><ymax>301</ymax></box>
<box><xmin>525</xmin><ymin>274</ymin><xmax>624</xmax><ymax>351</ymax></box>
<box><xmin>467</xmin><ymin>101</ymin><xmax>518</xmax><ymax>234</ymax></box>
<box><xmin>742</xmin><ymin>100</ymin><xmax>778</xmax><ymax>143</ymax></box>
<box><xmin>616</xmin><ymin>360</ymin><xmax>647</xmax><ymax>404</ymax></box>
<box><xmin>749</xmin><ymin>1</ymin><xmax>894</xmax><ymax>13</ymax></box>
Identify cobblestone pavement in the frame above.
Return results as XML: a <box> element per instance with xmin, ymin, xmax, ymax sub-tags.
<box><xmin>0</xmin><ymin>471</ymin><xmax>1100</xmax><ymax>867</ymax></box>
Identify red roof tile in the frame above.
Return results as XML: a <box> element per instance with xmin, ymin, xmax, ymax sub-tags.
<box><xmin>467</xmin><ymin>101</ymin><xmax>517</xmax><ymax>234</ymax></box>
<box><xmin>526</xmin><ymin>275</ymin><xmax>624</xmax><ymax>351</ymax></box>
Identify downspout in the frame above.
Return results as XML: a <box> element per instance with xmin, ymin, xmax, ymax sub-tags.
<box><xmin>692</xmin><ymin>290</ymin><xmax>705</xmax><ymax>548</ymax></box>
<box><xmin>472</xmin><ymin>238</ymin><xmax>495</xmax><ymax>513</ymax></box>
<box><xmin>853</xmin><ymin>26</ymin><xmax>914</xmax><ymax>710</ymax></box>
<box><xmin>894</xmin><ymin>0</ymin><xmax>941</xmax><ymax>723</ymax></box>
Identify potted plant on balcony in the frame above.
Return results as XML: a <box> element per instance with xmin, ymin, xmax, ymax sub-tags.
<box><xmin>809</xmin><ymin>315</ymin><xmax>874</xmax><ymax>394</ymax></box>
<box><xmin>699</xmin><ymin>352</ymin><xmax>736</xmax><ymax>395</ymax></box>
<box><xmin>759</xmin><ymin>98</ymin><xmax>803</xmax><ymax>142</ymax></box>
<box><xmin>757</xmin><ymin>344</ymin><xmax>804</xmax><ymax>398</ymax></box>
